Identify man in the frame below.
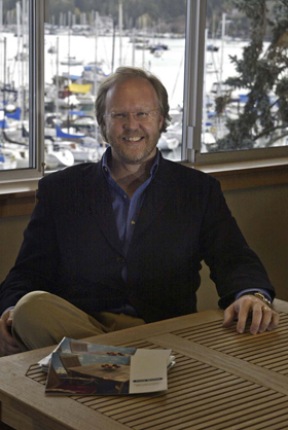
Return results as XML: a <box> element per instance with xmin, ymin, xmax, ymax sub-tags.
<box><xmin>0</xmin><ymin>67</ymin><xmax>279</xmax><ymax>356</ymax></box>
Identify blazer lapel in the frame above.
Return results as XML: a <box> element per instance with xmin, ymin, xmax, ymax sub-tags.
<box><xmin>84</xmin><ymin>163</ymin><xmax>124</xmax><ymax>256</ymax></box>
<box><xmin>128</xmin><ymin>158</ymin><xmax>177</xmax><ymax>248</ymax></box>
<box><xmin>81</xmin><ymin>157</ymin><xmax>177</xmax><ymax>257</ymax></box>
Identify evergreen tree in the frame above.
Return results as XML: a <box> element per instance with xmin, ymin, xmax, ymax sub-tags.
<box><xmin>216</xmin><ymin>0</ymin><xmax>288</xmax><ymax>150</ymax></box>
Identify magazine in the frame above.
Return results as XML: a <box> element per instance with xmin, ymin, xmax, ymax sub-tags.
<box><xmin>44</xmin><ymin>337</ymin><xmax>175</xmax><ymax>396</ymax></box>
<box><xmin>39</xmin><ymin>337</ymin><xmax>136</xmax><ymax>372</ymax></box>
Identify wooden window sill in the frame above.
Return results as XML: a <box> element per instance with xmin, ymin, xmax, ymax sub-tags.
<box><xmin>0</xmin><ymin>161</ymin><xmax>288</xmax><ymax>217</ymax></box>
<box><xmin>184</xmin><ymin>158</ymin><xmax>288</xmax><ymax>191</ymax></box>
<box><xmin>0</xmin><ymin>191</ymin><xmax>36</xmax><ymax>218</ymax></box>
<box><xmin>204</xmin><ymin>162</ymin><xmax>288</xmax><ymax>191</ymax></box>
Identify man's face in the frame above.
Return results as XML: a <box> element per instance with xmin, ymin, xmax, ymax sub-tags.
<box><xmin>104</xmin><ymin>77</ymin><xmax>164</xmax><ymax>165</ymax></box>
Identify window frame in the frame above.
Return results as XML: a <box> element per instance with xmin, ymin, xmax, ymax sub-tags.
<box><xmin>0</xmin><ymin>0</ymin><xmax>288</xmax><ymax>195</ymax></box>
<box><xmin>182</xmin><ymin>0</ymin><xmax>206</xmax><ymax>163</ymax></box>
<box><xmin>0</xmin><ymin>0</ymin><xmax>44</xmax><ymax>190</ymax></box>
<box><xmin>184</xmin><ymin>0</ymin><xmax>288</xmax><ymax>166</ymax></box>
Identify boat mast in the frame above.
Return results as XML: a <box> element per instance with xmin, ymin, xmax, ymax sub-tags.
<box><xmin>94</xmin><ymin>11</ymin><xmax>99</xmax><ymax>143</ymax></box>
<box><xmin>67</xmin><ymin>10</ymin><xmax>72</xmax><ymax>131</ymax></box>
<box><xmin>118</xmin><ymin>0</ymin><xmax>123</xmax><ymax>66</ymax></box>
<box><xmin>55</xmin><ymin>36</ymin><xmax>59</xmax><ymax>119</ymax></box>
<box><xmin>94</xmin><ymin>11</ymin><xmax>99</xmax><ymax>93</ymax></box>
<box><xmin>0</xmin><ymin>0</ymin><xmax>3</xmax><ymax>33</ymax></box>
<box><xmin>218</xmin><ymin>13</ymin><xmax>226</xmax><ymax>97</ymax></box>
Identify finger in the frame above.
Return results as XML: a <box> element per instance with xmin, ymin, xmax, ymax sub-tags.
<box><xmin>257</xmin><ymin>307</ymin><xmax>275</xmax><ymax>333</ymax></box>
<box><xmin>250</xmin><ymin>305</ymin><xmax>279</xmax><ymax>334</ymax></box>
<box><xmin>222</xmin><ymin>305</ymin><xmax>237</xmax><ymax>328</ymax></box>
<box><xmin>235</xmin><ymin>300</ymin><xmax>255</xmax><ymax>333</ymax></box>
<box><xmin>248</xmin><ymin>302</ymin><xmax>267</xmax><ymax>334</ymax></box>
<box><xmin>267</xmin><ymin>310</ymin><xmax>280</xmax><ymax>331</ymax></box>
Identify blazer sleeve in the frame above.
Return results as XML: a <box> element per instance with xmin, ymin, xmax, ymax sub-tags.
<box><xmin>199</xmin><ymin>176</ymin><xmax>275</xmax><ymax>308</ymax></box>
<box><xmin>0</xmin><ymin>177</ymin><xmax>61</xmax><ymax>314</ymax></box>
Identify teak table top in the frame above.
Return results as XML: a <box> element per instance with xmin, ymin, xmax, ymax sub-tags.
<box><xmin>1</xmin><ymin>309</ymin><xmax>288</xmax><ymax>430</ymax></box>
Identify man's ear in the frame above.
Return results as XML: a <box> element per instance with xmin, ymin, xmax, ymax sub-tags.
<box><xmin>158</xmin><ymin>115</ymin><xmax>164</xmax><ymax>132</ymax></box>
<box><xmin>102</xmin><ymin>120</ymin><xmax>107</xmax><ymax>141</ymax></box>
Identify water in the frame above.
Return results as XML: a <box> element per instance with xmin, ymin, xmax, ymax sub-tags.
<box><xmin>44</xmin><ymin>33</ymin><xmax>186</xmax><ymax>109</ymax></box>
<box><xmin>1</xmin><ymin>31</ymin><xmax>245</xmax><ymax>110</ymax></box>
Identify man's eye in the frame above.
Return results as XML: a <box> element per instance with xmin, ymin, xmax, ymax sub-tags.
<box><xmin>112</xmin><ymin>112</ymin><xmax>126</xmax><ymax>119</ymax></box>
<box><xmin>136</xmin><ymin>111</ymin><xmax>149</xmax><ymax>119</ymax></box>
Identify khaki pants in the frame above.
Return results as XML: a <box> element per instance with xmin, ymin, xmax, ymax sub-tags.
<box><xmin>12</xmin><ymin>291</ymin><xmax>145</xmax><ymax>351</ymax></box>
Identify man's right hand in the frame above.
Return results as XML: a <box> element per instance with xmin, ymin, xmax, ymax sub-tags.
<box><xmin>0</xmin><ymin>309</ymin><xmax>22</xmax><ymax>356</ymax></box>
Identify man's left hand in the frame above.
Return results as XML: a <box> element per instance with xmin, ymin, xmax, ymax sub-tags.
<box><xmin>223</xmin><ymin>294</ymin><xmax>280</xmax><ymax>334</ymax></box>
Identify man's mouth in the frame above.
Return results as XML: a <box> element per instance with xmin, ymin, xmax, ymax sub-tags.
<box><xmin>122</xmin><ymin>136</ymin><xmax>144</xmax><ymax>142</ymax></box>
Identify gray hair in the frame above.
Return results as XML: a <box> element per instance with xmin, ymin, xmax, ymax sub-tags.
<box><xmin>95</xmin><ymin>66</ymin><xmax>171</xmax><ymax>141</ymax></box>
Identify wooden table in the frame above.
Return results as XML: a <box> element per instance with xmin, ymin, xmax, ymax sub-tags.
<box><xmin>1</xmin><ymin>309</ymin><xmax>288</xmax><ymax>430</ymax></box>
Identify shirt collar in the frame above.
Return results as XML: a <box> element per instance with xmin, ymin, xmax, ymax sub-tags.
<box><xmin>102</xmin><ymin>146</ymin><xmax>160</xmax><ymax>180</ymax></box>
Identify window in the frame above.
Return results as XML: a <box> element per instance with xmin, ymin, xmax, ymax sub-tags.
<box><xmin>43</xmin><ymin>0</ymin><xmax>186</xmax><ymax>171</ymax></box>
<box><xmin>0</xmin><ymin>0</ymin><xmax>288</xmax><ymax>189</ymax></box>
<box><xmin>0</xmin><ymin>0</ymin><xmax>44</xmax><ymax>185</ymax></box>
<box><xmin>1</xmin><ymin>0</ymin><xmax>186</xmax><ymax>184</ymax></box>
<box><xmin>185</xmin><ymin>0</ymin><xmax>288</xmax><ymax>164</ymax></box>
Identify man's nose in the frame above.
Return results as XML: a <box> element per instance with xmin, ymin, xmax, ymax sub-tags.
<box><xmin>123</xmin><ymin>113</ymin><xmax>139</xmax><ymax>128</ymax></box>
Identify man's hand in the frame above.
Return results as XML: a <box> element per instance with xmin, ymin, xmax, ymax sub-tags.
<box><xmin>223</xmin><ymin>294</ymin><xmax>280</xmax><ymax>334</ymax></box>
<box><xmin>0</xmin><ymin>309</ymin><xmax>22</xmax><ymax>356</ymax></box>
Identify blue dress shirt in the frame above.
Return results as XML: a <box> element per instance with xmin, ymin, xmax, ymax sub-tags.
<box><xmin>102</xmin><ymin>147</ymin><xmax>160</xmax><ymax>257</ymax></box>
<box><xmin>101</xmin><ymin>147</ymin><xmax>160</xmax><ymax>315</ymax></box>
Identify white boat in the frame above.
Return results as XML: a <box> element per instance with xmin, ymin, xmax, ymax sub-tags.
<box><xmin>0</xmin><ymin>143</ymin><xmax>29</xmax><ymax>168</ymax></box>
<box><xmin>166</xmin><ymin>122</ymin><xmax>182</xmax><ymax>142</ymax></box>
<box><xmin>0</xmin><ymin>150</ymin><xmax>17</xmax><ymax>170</ymax></box>
<box><xmin>157</xmin><ymin>136</ymin><xmax>179</xmax><ymax>151</ymax></box>
<box><xmin>55</xmin><ymin>124</ymin><xmax>86</xmax><ymax>140</ymax></box>
<box><xmin>82</xmin><ymin>62</ymin><xmax>108</xmax><ymax>82</ymax></box>
<box><xmin>202</xmin><ymin>132</ymin><xmax>216</xmax><ymax>146</ymax></box>
<box><xmin>157</xmin><ymin>120</ymin><xmax>182</xmax><ymax>151</ymax></box>
<box><xmin>45</xmin><ymin>141</ymin><xmax>74</xmax><ymax>170</ymax></box>
<box><xmin>57</xmin><ymin>94</ymin><xmax>80</xmax><ymax>108</ymax></box>
<box><xmin>60</xmin><ymin>56</ymin><xmax>83</xmax><ymax>66</ymax></box>
<box><xmin>54</xmin><ymin>140</ymin><xmax>101</xmax><ymax>163</ymax></box>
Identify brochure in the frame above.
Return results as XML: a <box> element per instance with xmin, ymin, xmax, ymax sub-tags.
<box><xmin>44</xmin><ymin>337</ymin><xmax>175</xmax><ymax>396</ymax></box>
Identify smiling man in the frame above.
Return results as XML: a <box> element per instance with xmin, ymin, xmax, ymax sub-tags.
<box><xmin>96</xmin><ymin>68</ymin><xmax>169</xmax><ymax>197</ymax></box>
<box><xmin>105</xmin><ymin>79</ymin><xmax>162</xmax><ymax>164</ymax></box>
<box><xmin>0</xmin><ymin>67</ymin><xmax>279</xmax><ymax>356</ymax></box>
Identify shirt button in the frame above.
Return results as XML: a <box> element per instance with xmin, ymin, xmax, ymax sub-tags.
<box><xmin>131</xmin><ymin>220</ymin><xmax>136</xmax><ymax>225</ymax></box>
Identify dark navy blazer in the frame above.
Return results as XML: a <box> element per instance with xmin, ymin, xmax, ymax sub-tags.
<box><xmin>0</xmin><ymin>155</ymin><xmax>275</xmax><ymax>321</ymax></box>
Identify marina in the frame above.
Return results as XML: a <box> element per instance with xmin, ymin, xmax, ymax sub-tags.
<box><xmin>1</xmin><ymin>21</ymin><xmax>281</xmax><ymax>171</ymax></box>
<box><xmin>0</xmin><ymin>27</ymin><xmax>186</xmax><ymax>170</ymax></box>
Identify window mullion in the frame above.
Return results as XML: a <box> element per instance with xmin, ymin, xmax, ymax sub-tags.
<box><xmin>29</xmin><ymin>0</ymin><xmax>45</xmax><ymax>175</ymax></box>
<box><xmin>182</xmin><ymin>0</ymin><xmax>206</xmax><ymax>163</ymax></box>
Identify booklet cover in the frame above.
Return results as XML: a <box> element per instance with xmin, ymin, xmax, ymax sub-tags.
<box><xmin>45</xmin><ymin>337</ymin><xmax>174</xmax><ymax>396</ymax></box>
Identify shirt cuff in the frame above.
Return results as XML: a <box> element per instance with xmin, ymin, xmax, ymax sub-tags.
<box><xmin>235</xmin><ymin>289</ymin><xmax>272</xmax><ymax>302</ymax></box>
